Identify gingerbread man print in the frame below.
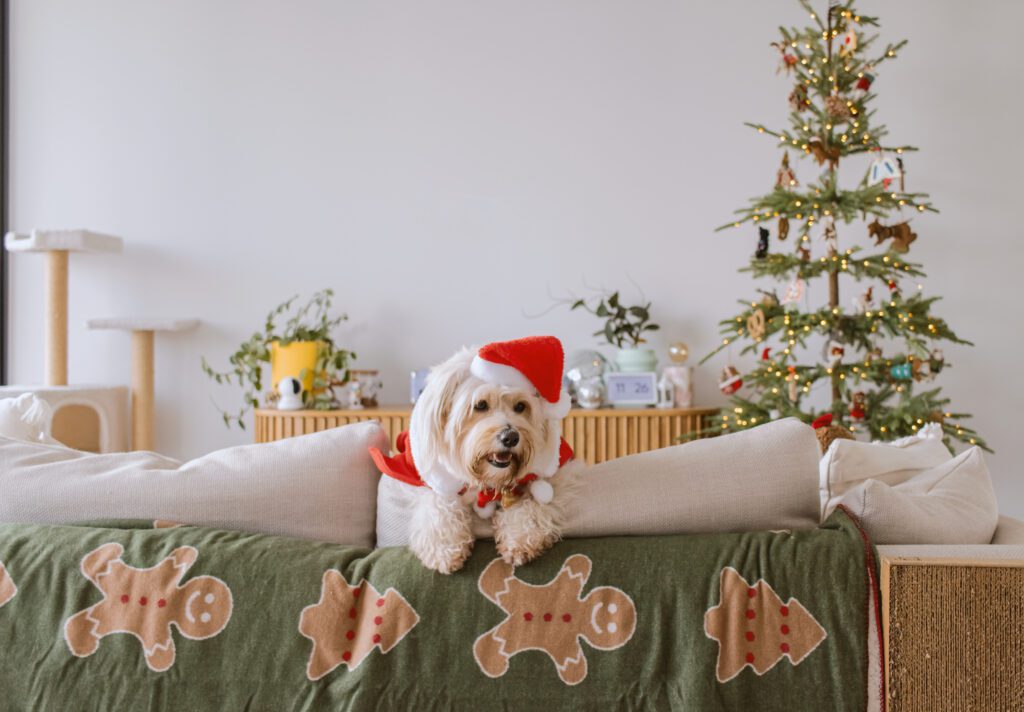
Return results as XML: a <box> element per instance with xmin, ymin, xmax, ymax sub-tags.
<box><xmin>474</xmin><ymin>554</ymin><xmax>636</xmax><ymax>685</ymax></box>
<box><xmin>64</xmin><ymin>543</ymin><xmax>233</xmax><ymax>672</ymax></box>
<box><xmin>299</xmin><ymin>570</ymin><xmax>420</xmax><ymax>681</ymax></box>
<box><xmin>0</xmin><ymin>560</ymin><xmax>16</xmax><ymax>609</ymax></box>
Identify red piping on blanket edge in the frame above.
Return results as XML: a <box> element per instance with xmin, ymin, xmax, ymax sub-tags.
<box><xmin>835</xmin><ymin>503</ymin><xmax>886</xmax><ymax>712</ymax></box>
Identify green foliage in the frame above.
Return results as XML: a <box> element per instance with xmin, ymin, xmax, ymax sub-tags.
<box><xmin>201</xmin><ymin>289</ymin><xmax>355</xmax><ymax>429</ymax></box>
<box><xmin>702</xmin><ymin>1</ymin><xmax>988</xmax><ymax>451</ymax></box>
<box><xmin>570</xmin><ymin>291</ymin><xmax>660</xmax><ymax>349</ymax></box>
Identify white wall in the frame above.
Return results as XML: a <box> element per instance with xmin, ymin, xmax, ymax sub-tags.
<box><xmin>7</xmin><ymin>1</ymin><xmax>1023</xmax><ymax>516</ymax></box>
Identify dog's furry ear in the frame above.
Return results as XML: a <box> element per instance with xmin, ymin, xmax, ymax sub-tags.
<box><xmin>409</xmin><ymin>347</ymin><xmax>475</xmax><ymax>496</ymax></box>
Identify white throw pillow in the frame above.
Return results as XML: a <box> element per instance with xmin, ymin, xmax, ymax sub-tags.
<box><xmin>833</xmin><ymin>447</ymin><xmax>998</xmax><ymax>545</ymax></box>
<box><xmin>0</xmin><ymin>421</ymin><xmax>387</xmax><ymax>547</ymax></box>
<box><xmin>0</xmin><ymin>394</ymin><xmax>57</xmax><ymax>444</ymax></box>
<box><xmin>819</xmin><ymin>423</ymin><xmax>951</xmax><ymax>520</ymax></box>
<box><xmin>376</xmin><ymin>417</ymin><xmax>822</xmax><ymax>545</ymax></box>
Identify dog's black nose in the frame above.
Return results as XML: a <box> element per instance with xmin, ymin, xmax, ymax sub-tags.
<box><xmin>498</xmin><ymin>428</ymin><xmax>519</xmax><ymax>448</ymax></box>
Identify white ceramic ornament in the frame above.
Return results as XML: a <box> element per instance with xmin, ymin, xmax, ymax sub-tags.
<box><xmin>782</xmin><ymin>278</ymin><xmax>806</xmax><ymax>307</ymax></box>
<box><xmin>869</xmin><ymin>154</ymin><xmax>902</xmax><ymax>189</ymax></box>
<box><xmin>277</xmin><ymin>377</ymin><xmax>305</xmax><ymax>411</ymax></box>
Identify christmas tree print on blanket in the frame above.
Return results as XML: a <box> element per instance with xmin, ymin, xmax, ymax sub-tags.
<box><xmin>298</xmin><ymin>571</ymin><xmax>420</xmax><ymax>681</ymax></box>
<box><xmin>704</xmin><ymin>567</ymin><xmax>827</xmax><ymax>682</ymax></box>
<box><xmin>473</xmin><ymin>554</ymin><xmax>636</xmax><ymax>686</ymax></box>
<box><xmin>64</xmin><ymin>543</ymin><xmax>233</xmax><ymax>672</ymax></box>
<box><xmin>0</xmin><ymin>560</ymin><xmax>16</xmax><ymax>609</ymax></box>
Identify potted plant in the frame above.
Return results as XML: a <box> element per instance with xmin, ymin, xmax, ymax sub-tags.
<box><xmin>201</xmin><ymin>289</ymin><xmax>355</xmax><ymax>428</ymax></box>
<box><xmin>570</xmin><ymin>291</ymin><xmax>660</xmax><ymax>372</ymax></box>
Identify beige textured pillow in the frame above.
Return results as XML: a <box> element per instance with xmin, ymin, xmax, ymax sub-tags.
<box><xmin>834</xmin><ymin>447</ymin><xmax>998</xmax><ymax>545</ymax></box>
<box><xmin>819</xmin><ymin>424</ymin><xmax>951</xmax><ymax>519</ymax></box>
<box><xmin>0</xmin><ymin>421</ymin><xmax>387</xmax><ymax>547</ymax></box>
<box><xmin>376</xmin><ymin>417</ymin><xmax>822</xmax><ymax>545</ymax></box>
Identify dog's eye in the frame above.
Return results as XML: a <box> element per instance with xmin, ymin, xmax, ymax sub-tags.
<box><xmin>514</xmin><ymin>401</ymin><xmax>527</xmax><ymax>414</ymax></box>
<box><xmin>474</xmin><ymin>400</ymin><xmax>489</xmax><ymax>412</ymax></box>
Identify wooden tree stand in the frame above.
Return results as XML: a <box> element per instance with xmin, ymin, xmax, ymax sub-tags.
<box><xmin>87</xmin><ymin>318</ymin><xmax>198</xmax><ymax>451</ymax></box>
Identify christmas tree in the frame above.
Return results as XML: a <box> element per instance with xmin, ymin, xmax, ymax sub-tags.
<box><xmin>702</xmin><ymin>0</ymin><xmax>987</xmax><ymax>449</ymax></box>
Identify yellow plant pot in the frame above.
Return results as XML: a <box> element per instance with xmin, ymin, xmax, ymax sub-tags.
<box><xmin>270</xmin><ymin>340</ymin><xmax>321</xmax><ymax>396</ymax></box>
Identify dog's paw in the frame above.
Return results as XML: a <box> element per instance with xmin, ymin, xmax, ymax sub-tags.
<box><xmin>417</xmin><ymin>539</ymin><xmax>474</xmax><ymax>575</ymax></box>
<box><xmin>496</xmin><ymin>527</ymin><xmax>559</xmax><ymax>567</ymax></box>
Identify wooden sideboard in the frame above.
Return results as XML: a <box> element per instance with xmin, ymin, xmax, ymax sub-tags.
<box><xmin>254</xmin><ymin>405</ymin><xmax>718</xmax><ymax>465</ymax></box>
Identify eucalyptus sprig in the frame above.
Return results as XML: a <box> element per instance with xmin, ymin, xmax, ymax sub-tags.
<box><xmin>570</xmin><ymin>291</ymin><xmax>660</xmax><ymax>349</ymax></box>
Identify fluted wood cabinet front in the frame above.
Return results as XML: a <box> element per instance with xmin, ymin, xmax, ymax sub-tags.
<box><xmin>254</xmin><ymin>406</ymin><xmax>717</xmax><ymax>465</ymax></box>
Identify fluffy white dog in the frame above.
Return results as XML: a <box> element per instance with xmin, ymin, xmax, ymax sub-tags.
<box><xmin>372</xmin><ymin>337</ymin><xmax>580</xmax><ymax>574</ymax></box>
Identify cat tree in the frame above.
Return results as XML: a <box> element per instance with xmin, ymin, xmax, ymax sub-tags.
<box><xmin>2</xmin><ymin>229</ymin><xmax>196</xmax><ymax>452</ymax></box>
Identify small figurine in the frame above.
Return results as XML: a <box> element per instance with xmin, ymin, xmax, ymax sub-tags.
<box><xmin>755</xmin><ymin>227</ymin><xmax>770</xmax><ymax>259</ymax></box>
<box><xmin>346</xmin><ymin>381</ymin><xmax>364</xmax><ymax>410</ymax></box>
<box><xmin>277</xmin><ymin>377</ymin><xmax>305</xmax><ymax>411</ymax></box>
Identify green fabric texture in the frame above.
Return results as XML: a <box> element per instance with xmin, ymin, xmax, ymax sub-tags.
<box><xmin>0</xmin><ymin>511</ymin><xmax>871</xmax><ymax>711</ymax></box>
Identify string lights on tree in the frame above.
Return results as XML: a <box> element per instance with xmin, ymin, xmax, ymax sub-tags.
<box><xmin>701</xmin><ymin>0</ymin><xmax>987</xmax><ymax>450</ymax></box>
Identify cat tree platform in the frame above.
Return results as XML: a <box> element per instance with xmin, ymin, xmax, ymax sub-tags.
<box><xmin>86</xmin><ymin>318</ymin><xmax>198</xmax><ymax>451</ymax></box>
<box><xmin>4</xmin><ymin>229</ymin><xmax>123</xmax><ymax>386</ymax></box>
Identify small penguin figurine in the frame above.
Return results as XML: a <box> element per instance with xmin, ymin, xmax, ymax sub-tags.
<box><xmin>755</xmin><ymin>226</ymin><xmax>770</xmax><ymax>259</ymax></box>
<box><xmin>277</xmin><ymin>377</ymin><xmax>305</xmax><ymax>411</ymax></box>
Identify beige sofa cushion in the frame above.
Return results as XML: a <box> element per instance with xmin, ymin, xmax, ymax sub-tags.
<box><xmin>834</xmin><ymin>447</ymin><xmax>998</xmax><ymax>545</ymax></box>
<box><xmin>0</xmin><ymin>421</ymin><xmax>387</xmax><ymax>547</ymax></box>
<box><xmin>376</xmin><ymin>417</ymin><xmax>822</xmax><ymax>545</ymax></box>
<box><xmin>820</xmin><ymin>424</ymin><xmax>951</xmax><ymax>520</ymax></box>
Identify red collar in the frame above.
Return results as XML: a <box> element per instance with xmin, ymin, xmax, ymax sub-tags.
<box><xmin>369</xmin><ymin>431</ymin><xmax>573</xmax><ymax>494</ymax></box>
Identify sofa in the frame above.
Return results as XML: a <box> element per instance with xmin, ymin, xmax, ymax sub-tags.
<box><xmin>0</xmin><ymin>408</ymin><xmax>1019</xmax><ymax>711</ymax></box>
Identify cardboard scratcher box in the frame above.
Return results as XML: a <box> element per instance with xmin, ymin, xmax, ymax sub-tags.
<box><xmin>877</xmin><ymin>538</ymin><xmax>1024</xmax><ymax>712</ymax></box>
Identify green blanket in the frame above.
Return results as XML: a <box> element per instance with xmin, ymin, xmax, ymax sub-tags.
<box><xmin>0</xmin><ymin>509</ymin><xmax>879</xmax><ymax>711</ymax></box>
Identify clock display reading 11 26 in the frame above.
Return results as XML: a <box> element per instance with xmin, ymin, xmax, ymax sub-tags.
<box><xmin>603</xmin><ymin>372</ymin><xmax>658</xmax><ymax>407</ymax></box>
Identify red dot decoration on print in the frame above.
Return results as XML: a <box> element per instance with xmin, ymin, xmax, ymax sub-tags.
<box><xmin>299</xmin><ymin>573</ymin><xmax>420</xmax><ymax>681</ymax></box>
<box><xmin>157</xmin><ymin>599</ymin><xmax>166</xmax><ymax>608</ymax></box>
<box><xmin>139</xmin><ymin>597</ymin><xmax>148</xmax><ymax>606</ymax></box>
<box><xmin>524</xmin><ymin>612</ymin><xmax>533</xmax><ymax>621</ymax></box>
<box><xmin>543</xmin><ymin>613</ymin><xmax>553</xmax><ymax>622</ymax></box>
<box><xmin>563</xmin><ymin>614</ymin><xmax>572</xmax><ymax>622</ymax></box>
<box><xmin>120</xmin><ymin>595</ymin><xmax>130</xmax><ymax>604</ymax></box>
<box><xmin>704</xmin><ymin>567</ymin><xmax>828</xmax><ymax>683</ymax></box>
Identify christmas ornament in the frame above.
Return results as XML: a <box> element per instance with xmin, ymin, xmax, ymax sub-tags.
<box><xmin>868</xmin><ymin>152</ymin><xmax>902</xmax><ymax>189</ymax></box>
<box><xmin>887</xmin><ymin>279</ymin><xmax>898</xmax><ymax>293</ymax></box>
<box><xmin>775</xmin><ymin>152</ymin><xmax>798</xmax><ymax>189</ymax></box>
<box><xmin>565</xmin><ymin>350</ymin><xmax>609</xmax><ymax>405</ymax></box>
<box><xmin>808</xmin><ymin>139</ymin><xmax>840</xmax><ymax>165</ymax></box>
<box><xmin>769</xmin><ymin>409</ymin><xmax>781</xmax><ymax>420</ymax></box>
<box><xmin>788</xmin><ymin>84</ymin><xmax>810</xmax><ymax>112</ymax></box>
<box><xmin>759</xmin><ymin>289</ymin><xmax>779</xmax><ymax>307</ymax></box>
<box><xmin>772</xmin><ymin>42</ymin><xmax>798</xmax><ymax>74</ymax></box>
<box><xmin>839</xmin><ymin>29</ymin><xmax>857</xmax><ymax>56</ymax></box>
<box><xmin>890</xmin><ymin>362</ymin><xmax>913</xmax><ymax>380</ymax></box>
<box><xmin>824</xmin><ymin>339</ymin><xmax>845</xmax><ymax>367</ymax></box>
<box><xmin>824</xmin><ymin>94</ymin><xmax>852</xmax><ymax>119</ymax></box>
<box><xmin>778</xmin><ymin>216</ymin><xmax>790</xmax><ymax>241</ymax></box>
<box><xmin>575</xmin><ymin>378</ymin><xmax>605</xmax><ymax>409</ymax></box>
<box><xmin>849</xmin><ymin>391</ymin><xmax>866</xmax><ymax>420</ymax></box>
<box><xmin>755</xmin><ymin>227</ymin><xmax>770</xmax><ymax>259</ymax></box>
<box><xmin>746</xmin><ymin>309</ymin><xmax>766</xmax><ymax>340</ymax></box>
<box><xmin>786</xmin><ymin>366</ymin><xmax>799</xmax><ymax>403</ymax></box>
<box><xmin>798</xmin><ymin>246</ymin><xmax>811</xmax><ymax>262</ymax></box>
<box><xmin>852</xmin><ymin>286</ymin><xmax>874</xmax><ymax>314</ymax></box>
<box><xmin>668</xmin><ymin>342</ymin><xmax>690</xmax><ymax>364</ymax></box>
<box><xmin>781</xmin><ymin>278</ymin><xmax>806</xmax><ymax>307</ymax></box>
<box><xmin>868</xmin><ymin>219</ymin><xmax>917</xmax><ymax>253</ymax></box>
<box><xmin>821</xmin><ymin>215</ymin><xmax>838</xmax><ymax>254</ymax></box>
<box><xmin>855</xmin><ymin>72</ymin><xmax>875</xmax><ymax>91</ymax></box>
<box><xmin>811</xmin><ymin>413</ymin><xmax>854</xmax><ymax>454</ymax></box>
<box><xmin>659</xmin><ymin>366</ymin><xmax>693</xmax><ymax>408</ymax></box>
<box><xmin>761</xmin><ymin>347</ymin><xmax>772</xmax><ymax>360</ymax></box>
<box><xmin>719</xmin><ymin>366</ymin><xmax>743</xmax><ymax>395</ymax></box>
<box><xmin>927</xmin><ymin>349</ymin><xmax>945</xmax><ymax>378</ymax></box>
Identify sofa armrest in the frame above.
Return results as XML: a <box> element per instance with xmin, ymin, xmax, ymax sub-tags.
<box><xmin>878</xmin><ymin>550</ymin><xmax>1024</xmax><ymax>711</ymax></box>
<box><xmin>992</xmin><ymin>514</ymin><xmax>1024</xmax><ymax>545</ymax></box>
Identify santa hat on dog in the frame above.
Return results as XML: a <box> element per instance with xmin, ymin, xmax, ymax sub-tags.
<box><xmin>470</xmin><ymin>335</ymin><xmax>571</xmax><ymax>477</ymax></box>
